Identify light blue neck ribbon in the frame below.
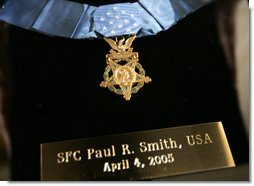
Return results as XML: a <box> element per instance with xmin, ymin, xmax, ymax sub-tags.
<box><xmin>0</xmin><ymin>0</ymin><xmax>213</xmax><ymax>39</ymax></box>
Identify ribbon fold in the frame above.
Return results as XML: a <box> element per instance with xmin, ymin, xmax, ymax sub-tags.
<box><xmin>0</xmin><ymin>0</ymin><xmax>213</xmax><ymax>39</ymax></box>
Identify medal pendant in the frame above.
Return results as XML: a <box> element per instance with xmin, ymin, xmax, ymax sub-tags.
<box><xmin>100</xmin><ymin>35</ymin><xmax>151</xmax><ymax>101</ymax></box>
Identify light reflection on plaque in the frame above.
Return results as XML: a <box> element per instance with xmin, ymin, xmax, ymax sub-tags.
<box><xmin>41</xmin><ymin>122</ymin><xmax>235</xmax><ymax>181</ymax></box>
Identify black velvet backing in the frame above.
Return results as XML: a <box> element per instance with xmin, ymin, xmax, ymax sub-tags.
<box><xmin>6</xmin><ymin>1</ymin><xmax>248</xmax><ymax>181</ymax></box>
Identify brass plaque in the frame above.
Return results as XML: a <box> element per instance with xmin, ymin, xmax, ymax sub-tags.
<box><xmin>40</xmin><ymin>122</ymin><xmax>235</xmax><ymax>181</ymax></box>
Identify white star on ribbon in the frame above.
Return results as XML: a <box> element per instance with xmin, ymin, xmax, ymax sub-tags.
<box><xmin>100</xmin><ymin>17</ymin><xmax>105</xmax><ymax>21</ymax></box>
<box><xmin>133</xmin><ymin>23</ymin><xmax>138</xmax><ymax>27</ymax></box>
<box><xmin>102</xmin><ymin>26</ymin><xmax>108</xmax><ymax>31</ymax></box>
<box><xmin>117</xmin><ymin>24</ymin><xmax>123</xmax><ymax>29</ymax></box>
<box><xmin>124</xmin><ymin>19</ymin><xmax>129</xmax><ymax>24</ymax></box>
<box><xmin>111</xmin><ymin>30</ymin><xmax>116</xmax><ymax>35</ymax></box>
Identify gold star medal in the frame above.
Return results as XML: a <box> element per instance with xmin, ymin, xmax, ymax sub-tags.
<box><xmin>100</xmin><ymin>35</ymin><xmax>151</xmax><ymax>101</ymax></box>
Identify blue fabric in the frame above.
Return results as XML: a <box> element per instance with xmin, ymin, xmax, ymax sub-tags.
<box><xmin>32</xmin><ymin>0</ymin><xmax>85</xmax><ymax>38</ymax></box>
<box><xmin>0</xmin><ymin>0</ymin><xmax>47</xmax><ymax>29</ymax></box>
<box><xmin>93</xmin><ymin>3</ymin><xmax>142</xmax><ymax>37</ymax></box>
<box><xmin>0</xmin><ymin>0</ymin><xmax>213</xmax><ymax>39</ymax></box>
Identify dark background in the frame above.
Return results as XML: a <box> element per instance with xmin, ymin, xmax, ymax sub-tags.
<box><xmin>0</xmin><ymin>0</ymin><xmax>249</xmax><ymax>180</ymax></box>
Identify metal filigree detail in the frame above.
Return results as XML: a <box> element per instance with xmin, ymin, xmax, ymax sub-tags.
<box><xmin>100</xmin><ymin>35</ymin><xmax>151</xmax><ymax>101</ymax></box>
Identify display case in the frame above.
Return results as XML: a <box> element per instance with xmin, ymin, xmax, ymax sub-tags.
<box><xmin>0</xmin><ymin>0</ymin><xmax>249</xmax><ymax>181</ymax></box>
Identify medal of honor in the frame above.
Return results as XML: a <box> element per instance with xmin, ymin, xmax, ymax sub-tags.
<box><xmin>100</xmin><ymin>35</ymin><xmax>151</xmax><ymax>100</ymax></box>
<box><xmin>0</xmin><ymin>0</ymin><xmax>213</xmax><ymax>101</ymax></box>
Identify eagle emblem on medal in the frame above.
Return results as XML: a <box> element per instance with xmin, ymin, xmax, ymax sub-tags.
<box><xmin>100</xmin><ymin>35</ymin><xmax>151</xmax><ymax>101</ymax></box>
